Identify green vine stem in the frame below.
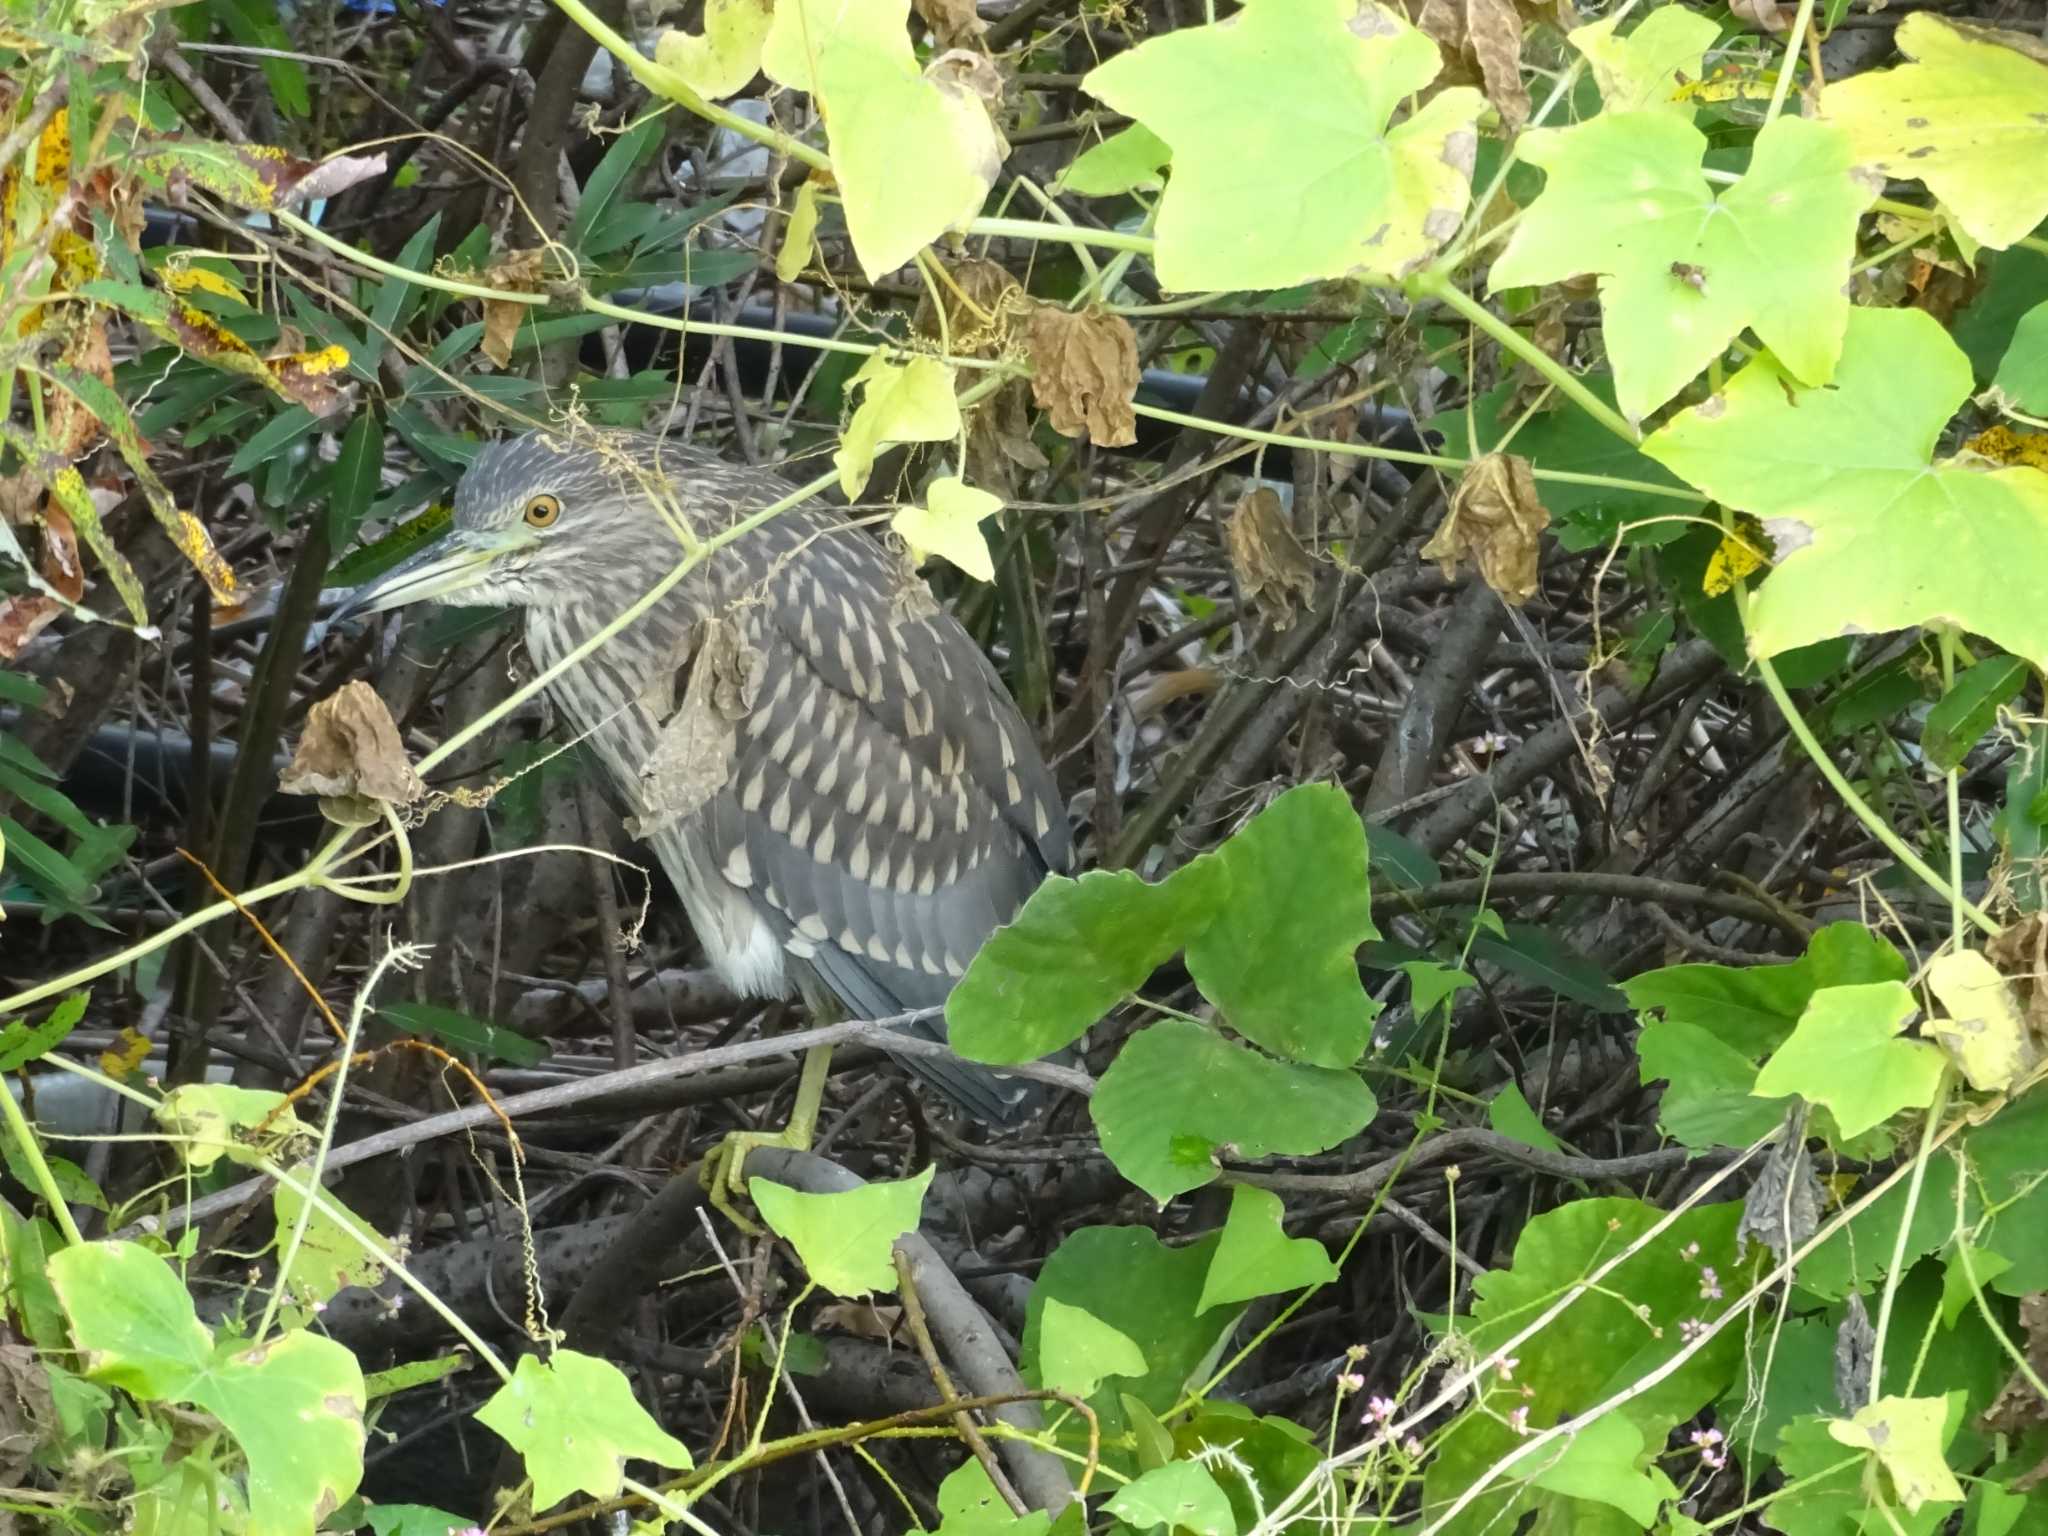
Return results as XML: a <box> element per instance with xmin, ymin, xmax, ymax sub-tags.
<box><xmin>1403</xmin><ymin>267</ymin><xmax>1640</xmax><ymax>444</ymax></box>
<box><xmin>1729</xmin><ymin>580</ymin><xmax>1998</xmax><ymax>937</ymax></box>
<box><xmin>0</xmin><ymin>1057</ymin><xmax>86</xmax><ymax>1246</ymax></box>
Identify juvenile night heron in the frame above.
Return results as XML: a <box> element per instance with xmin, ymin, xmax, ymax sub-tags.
<box><xmin>338</xmin><ymin>431</ymin><xmax>1071</xmax><ymax>1203</ymax></box>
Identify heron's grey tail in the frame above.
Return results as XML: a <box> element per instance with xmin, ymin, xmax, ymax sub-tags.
<box><xmin>799</xmin><ymin>951</ymin><xmax>1048</xmax><ymax>1127</ymax></box>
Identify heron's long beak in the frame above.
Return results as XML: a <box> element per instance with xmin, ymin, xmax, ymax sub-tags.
<box><xmin>330</xmin><ymin>527</ymin><xmax>535</xmax><ymax>624</ymax></box>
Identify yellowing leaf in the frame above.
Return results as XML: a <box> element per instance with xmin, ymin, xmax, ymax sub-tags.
<box><xmin>833</xmin><ymin>350</ymin><xmax>961</xmax><ymax>499</ymax></box>
<box><xmin>162</xmin><ymin>263</ymin><xmax>248</xmax><ymax>303</ymax></box>
<box><xmin>1644</xmin><ymin>306</ymin><xmax>2048</xmax><ymax>671</ymax></box>
<box><xmin>1081</xmin><ymin>0</ymin><xmax>1483</xmax><ymax>290</ymax></box>
<box><xmin>1965</xmin><ymin>424</ymin><xmax>2048</xmax><ymax>472</ymax></box>
<box><xmin>99</xmin><ymin>1027</ymin><xmax>150</xmax><ymax>1081</ymax></box>
<box><xmin>654</xmin><ymin>0</ymin><xmax>773</xmax><ymax>100</ymax></box>
<box><xmin>1702</xmin><ymin>516</ymin><xmax>1768</xmax><ymax>597</ymax></box>
<box><xmin>777</xmin><ymin>179</ymin><xmax>822</xmax><ymax>283</ymax></box>
<box><xmin>892</xmin><ymin>476</ymin><xmax>997</xmax><ymax>582</ymax></box>
<box><xmin>1567</xmin><ymin>5</ymin><xmax>1720</xmax><ymax>116</ymax></box>
<box><xmin>155</xmin><ymin>1083</ymin><xmax>311</xmax><ymax>1171</ymax></box>
<box><xmin>1926</xmin><ymin>948</ymin><xmax>2038</xmax><ymax>1093</ymax></box>
<box><xmin>1821</xmin><ymin>13</ymin><xmax>2048</xmax><ymax>251</ymax></box>
<box><xmin>1489</xmin><ymin>113</ymin><xmax>1876</xmax><ymax>422</ymax></box>
<box><xmin>1827</xmin><ymin>1395</ymin><xmax>1965</xmax><ymax>1512</ymax></box>
<box><xmin>761</xmin><ymin>0</ymin><xmax>1004</xmax><ymax>279</ymax></box>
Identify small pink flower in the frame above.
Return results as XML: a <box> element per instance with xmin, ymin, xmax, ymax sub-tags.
<box><xmin>1508</xmin><ymin>1406</ymin><xmax>1530</xmax><ymax>1436</ymax></box>
<box><xmin>1495</xmin><ymin>1355</ymin><xmax>1519</xmax><ymax>1382</ymax></box>
<box><xmin>1337</xmin><ymin>1372</ymin><xmax>1365</xmax><ymax>1394</ymax></box>
<box><xmin>1404</xmin><ymin>1436</ymin><xmax>1425</xmax><ymax>1458</ymax></box>
<box><xmin>1680</xmin><ymin>1318</ymin><xmax>1709</xmax><ymax>1343</ymax></box>
<box><xmin>1366</xmin><ymin>1396</ymin><xmax>1396</xmax><ymax>1425</ymax></box>
<box><xmin>1690</xmin><ymin>1427</ymin><xmax>1726</xmax><ymax>1471</ymax></box>
<box><xmin>1699</xmin><ymin>1267</ymin><xmax>1722</xmax><ymax>1301</ymax></box>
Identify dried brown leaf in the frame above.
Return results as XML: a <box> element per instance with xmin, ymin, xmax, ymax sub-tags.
<box><xmin>1026</xmin><ymin>304</ymin><xmax>1139</xmax><ymax>448</ymax></box>
<box><xmin>913</xmin><ymin>0</ymin><xmax>987</xmax><ymax>52</ymax></box>
<box><xmin>1404</xmin><ymin>0</ymin><xmax>1530</xmax><ymax>131</ymax></box>
<box><xmin>631</xmin><ymin>615</ymin><xmax>764</xmax><ymax>837</ymax></box>
<box><xmin>1980</xmin><ymin>1294</ymin><xmax>2048</xmax><ymax>1444</ymax></box>
<box><xmin>0</xmin><ymin>595</ymin><xmax>63</xmax><ymax>660</ymax></box>
<box><xmin>1226</xmin><ymin>487</ymin><xmax>1318</xmax><ymax>629</ymax></box>
<box><xmin>1420</xmin><ymin>451</ymin><xmax>1549</xmax><ymax>604</ymax></box>
<box><xmin>814</xmin><ymin>1300</ymin><xmax>904</xmax><ymax>1342</ymax></box>
<box><xmin>280</xmin><ymin>681</ymin><xmax>424</xmax><ymax>813</ymax></box>
<box><xmin>39</xmin><ymin>503</ymin><xmax>83</xmax><ymax>604</ymax></box>
<box><xmin>481</xmin><ymin>249</ymin><xmax>546</xmax><ymax>369</ymax></box>
<box><xmin>1985</xmin><ymin>913</ymin><xmax>2048</xmax><ymax>1045</ymax></box>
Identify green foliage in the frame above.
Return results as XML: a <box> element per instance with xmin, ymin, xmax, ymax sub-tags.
<box><xmin>13</xmin><ymin>1</ymin><xmax>2048</xmax><ymax>1529</ymax></box>
<box><xmin>1093</xmin><ymin>1020</ymin><xmax>1375</xmax><ymax>1204</ymax></box>
<box><xmin>947</xmin><ymin>863</ymin><xmax>1225</xmax><ymax>1063</ymax></box>
<box><xmin>1492</xmin><ymin>114</ymin><xmax>1874</xmax><ymax>421</ymax></box>
<box><xmin>1083</xmin><ymin>0</ymin><xmax>1482</xmax><ymax>290</ymax></box>
<box><xmin>1422</xmin><ymin>1199</ymin><xmax>1747</xmax><ymax>1535</ymax></box>
<box><xmin>48</xmin><ymin>1240</ymin><xmax>366</xmax><ymax>1534</ymax></box>
<box><xmin>1645</xmin><ymin>307</ymin><xmax>2048</xmax><ymax>670</ymax></box>
<box><xmin>473</xmin><ymin>1349</ymin><xmax>693</xmax><ymax>1510</ymax></box>
<box><xmin>1753</xmin><ymin>982</ymin><xmax>1947</xmax><ymax>1141</ymax></box>
<box><xmin>1196</xmin><ymin>1186</ymin><xmax>1339</xmax><ymax>1313</ymax></box>
<box><xmin>1630</xmin><ymin>922</ymin><xmax>1907</xmax><ymax>1150</ymax></box>
<box><xmin>750</xmin><ymin>1166</ymin><xmax>932</xmax><ymax>1297</ymax></box>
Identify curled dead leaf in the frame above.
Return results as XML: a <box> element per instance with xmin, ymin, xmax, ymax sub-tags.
<box><xmin>913</xmin><ymin>0</ymin><xmax>986</xmax><ymax>51</ymax></box>
<box><xmin>1407</xmin><ymin>0</ymin><xmax>1531</xmax><ymax>132</ymax></box>
<box><xmin>281</xmin><ymin>681</ymin><xmax>424</xmax><ymax>823</ymax></box>
<box><xmin>1985</xmin><ymin>914</ymin><xmax>2048</xmax><ymax>1048</ymax></box>
<box><xmin>1026</xmin><ymin>304</ymin><xmax>1139</xmax><ymax>448</ymax></box>
<box><xmin>481</xmin><ymin>249</ymin><xmax>547</xmax><ymax>369</ymax></box>
<box><xmin>1226</xmin><ymin>487</ymin><xmax>1318</xmax><ymax>629</ymax></box>
<box><xmin>0</xmin><ymin>595</ymin><xmax>64</xmax><ymax>660</ymax></box>
<box><xmin>1980</xmin><ymin>1295</ymin><xmax>2048</xmax><ymax>1444</ymax></box>
<box><xmin>1421</xmin><ymin>451</ymin><xmax>1549</xmax><ymax>604</ymax></box>
<box><xmin>631</xmin><ymin>615</ymin><xmax>765</xmax><ymax>837</ymax></box>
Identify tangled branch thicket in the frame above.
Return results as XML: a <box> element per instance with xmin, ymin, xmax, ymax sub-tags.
<box><xmin>7</xmin><ymin>0</ymin><xmax>2048</xmax><ymax>1530</ymax></box>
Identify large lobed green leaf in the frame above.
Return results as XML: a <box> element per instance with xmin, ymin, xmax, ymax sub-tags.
<box><xmin>48</xmin><ymin>1240</ymin><xmax>366</xmax><ymax>1534</ymax></box>
<box><xmin>1184</xmin><ymin>783</ymin><xmax>1380</xmax><ymax>1067</ymax></box>
<box><xmin>948</xmin><ymin>861</ymin><xmax>1226</xmax><ymax>1065</ymax></box>
<box><xmin>1645</xmin><ymin>306</ymin><xmax>2048</xmax><ymax>670</ymax></box>
<box><xmin>1081</xmin><ymin>0</ymin><xmax>1482</xmax><ymax>291</ymax></box>
<box><xmin>1491</xmin><ymin>112</ymin><xmax>1875</xmax><ymax>423</ymax></box>
<box><xmin>1092</xmin><ymin>1019</ymin><xmax>1376</xmax><ymax>1204</ymax></box>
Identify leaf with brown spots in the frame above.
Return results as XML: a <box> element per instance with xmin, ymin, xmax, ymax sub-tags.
<box><xmin>130</xmin><ymin>137</ymin><xmax>385</xmax><ymax>212</ymax></box>
<box><xmin>480</xmin><ymin>248</ymin><xmax>545</xmax><ymax>369</ymax></box>
<box><xmin>1226</xmin><ymin>487</ymin><xmax>1317</xmax><ymax>628</ymax></box>
<box><xmin>1420</xmin><ymin>451</ymin><xmax>1549</xmax><ymax>604</ymax></box>
<box><xmin>85</xmin><ymin>279</ymin><xmax>348</xmax><ymax>415</ymax></box>
<box><xmin>47</xmin><ymin>317</ymin><xmax>114</xmax><ymax>458</ymax></box>
<box><xmin>1026</xmin><ymin>305</ymin><xmax>1138</xmax><ymax>448</ymax></box>
<box><xmin>45</xmin><ymin>468</ymin><xmax>149</xmax><ymax>627</ymax></box>
<box><xmin>281</xmin><ymin>681</ymin><xmax>424</xmax><ymax>822</ymax></box>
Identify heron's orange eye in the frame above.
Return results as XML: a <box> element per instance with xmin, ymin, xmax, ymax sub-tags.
<box><xmin>524</xmin><ymin>494</ymin><xmax>562</xmax><ymax>528</ymax></box>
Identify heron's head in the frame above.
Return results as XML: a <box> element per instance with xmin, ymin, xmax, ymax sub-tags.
<box><xmin>334</xmin><ymin>431</ymin><xmax>703</xmax><ymax>620</ymax></box>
